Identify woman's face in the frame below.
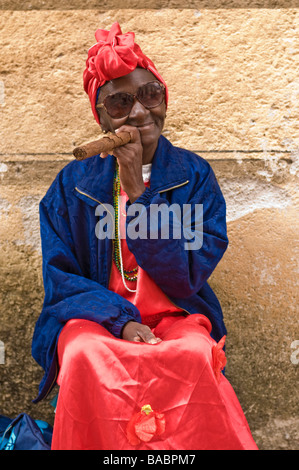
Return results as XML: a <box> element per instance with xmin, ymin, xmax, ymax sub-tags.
<box><xmin>97</xmin><ymin>68</ymin><xmax>166</xmax><ymax>158</ymax></box>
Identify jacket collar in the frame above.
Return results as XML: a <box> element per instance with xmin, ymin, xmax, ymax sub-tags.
<box><xmin>74</xmin><ymin>135</ymin><xmax>189</xmax><ymax>206</ymax></box>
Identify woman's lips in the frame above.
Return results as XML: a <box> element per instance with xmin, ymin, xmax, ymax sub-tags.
<box><xmin>136</xmin><ymin>122</ymin><xmax>155</xmax><ymax>131</ymax></box>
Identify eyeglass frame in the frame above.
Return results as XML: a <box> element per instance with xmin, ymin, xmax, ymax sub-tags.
<box><xmin>96</xmin><ymin>81</ymin><xmax>166</xmax><ymax>119</ymax></box>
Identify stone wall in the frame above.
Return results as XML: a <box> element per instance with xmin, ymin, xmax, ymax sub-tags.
<box><xmin>0</xmin><ymin>3</ymin><xmax>298</xmax><ymax>450</ymax></box>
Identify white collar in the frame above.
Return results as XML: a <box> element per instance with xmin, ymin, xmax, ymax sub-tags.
<box><xmin>142</xmin><ymin>163</ymin><xmax>152</xmax><ymax>183</ymax></box>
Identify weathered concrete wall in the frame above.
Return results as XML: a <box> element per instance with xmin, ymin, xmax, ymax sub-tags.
<box><xmin>0</xmin><ymin>5</ymin><xmax>298</xmax><ymax>450</ymax></box>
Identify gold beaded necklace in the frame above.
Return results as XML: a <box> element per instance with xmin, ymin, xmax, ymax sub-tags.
<box><xmin>113</xmin><ymin>165</ymin><xmax>138</xmax><ymax>291</ymax></box>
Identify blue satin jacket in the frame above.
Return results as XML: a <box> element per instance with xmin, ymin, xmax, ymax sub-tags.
<box><xmin>32</xmin><ymin>135</ymin><xmax>229</xmax><ymax>402</ymax></box>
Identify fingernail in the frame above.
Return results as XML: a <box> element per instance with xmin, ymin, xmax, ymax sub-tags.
<box><xmin>149</xmin><ymin>338</ymin><xmax>161</xmax><ymax>344</ymax></box>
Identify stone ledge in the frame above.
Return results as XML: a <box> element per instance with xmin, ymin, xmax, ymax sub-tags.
<box><xmin>0</xmin><ymin>150</ymin><xmax>294</xmax><ymax>162</ymax></box>
<box><xmin>0</xmin><ymin>1</ymin><xmax>298</xmax><ymax>10</ymax></box>
<box><xmin>0</xmin><ymin>151</ymin><xmax>296</xmax><ymax>190</ymax></box>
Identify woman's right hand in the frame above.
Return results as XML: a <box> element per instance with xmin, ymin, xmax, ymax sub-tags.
<box><xmin>101</xmin><ymin>126</ymin><xmax>146</xmax><ymax>203</ymax></box>
<box><xmin>121</xmin><ymin>321</ymin><xmax>161</xmax><ymax>344</ymax></box>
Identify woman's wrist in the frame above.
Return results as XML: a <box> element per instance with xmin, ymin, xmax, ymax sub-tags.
<box><xmin>127</xmin><ymin>183</ymin><xmax>146</xmax><ymax>203</ymax></box>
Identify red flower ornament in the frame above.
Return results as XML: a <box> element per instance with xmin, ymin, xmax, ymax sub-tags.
<box><xmin>126</xmin><ymin>404</ymin><xmax>165</xmax><ymax>446</ymax></box>
<box><xmin>212</xmin><ymin>335</ymin><xmax>227</xmax><ymax>383</ymax></box>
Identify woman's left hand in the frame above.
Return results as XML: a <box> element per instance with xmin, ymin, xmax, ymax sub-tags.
<box><xmin>122</xmin><ymin>321</ymin><xmax>162</xmax><ymax>344</ymax></box>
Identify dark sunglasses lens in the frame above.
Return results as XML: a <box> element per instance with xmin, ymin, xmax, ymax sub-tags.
<box><xmin>104</xmin><ymin>93</ymin><xmax>134</xmax><ymax>119</ymax></box>
<box><xmin>138</xmin><ymin>82</ymin><xmax>164</xmax><ymax>108</ymax></box>
<box><xmin>103</xmin><ymin>82</ymin><xmax>164</xmax><ymax>118</ymax></box>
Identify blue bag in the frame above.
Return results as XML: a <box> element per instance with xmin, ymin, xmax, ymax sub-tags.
<box><xmin>0</xmin><ymin>413</ymin><xmax>53</xmax><ymax>450</ymax></box>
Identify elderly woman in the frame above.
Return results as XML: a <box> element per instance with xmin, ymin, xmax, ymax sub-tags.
<box><xmin>32</xmin><ymin>23</ymin><xmax>258</xmax><ymax>450</ymax></box>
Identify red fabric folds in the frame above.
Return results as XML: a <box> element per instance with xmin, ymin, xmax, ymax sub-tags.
<box><xmin>52</xmin><ymin>316</ymin><xmax>258</xmax><ymax>450</ymax></box>
<box><xmin>83</xmin><ymin>22</ymin><xmax>169</xmax><ymax>125</ymax></box>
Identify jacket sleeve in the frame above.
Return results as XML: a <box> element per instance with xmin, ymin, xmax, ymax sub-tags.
<box><xmin>32</xmin><ymin>177</ymin><xmax>141</xmax><ymax>377</ymax></box>
<box><xmin>125</xmin><ymin>163</ymin><xmax>228</xmax><ymax>299</ymax></box>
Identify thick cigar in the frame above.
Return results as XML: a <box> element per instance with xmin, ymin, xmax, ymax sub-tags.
<box><xmin>73</xmin><ymin>131</ymin><xmax>131</xmax><ymax>160</ymax></box>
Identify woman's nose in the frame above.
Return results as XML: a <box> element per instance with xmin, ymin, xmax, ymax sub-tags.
<box><xmin>128</xmin><ymin>98</ymin><xmax>150</xmax><ymax>121</ymax></box>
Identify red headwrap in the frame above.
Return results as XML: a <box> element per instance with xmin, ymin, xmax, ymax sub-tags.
<box><xmin>83</xmin><ymin>22</ymin><xmax>168</xmax><ymax>125</ymax></box>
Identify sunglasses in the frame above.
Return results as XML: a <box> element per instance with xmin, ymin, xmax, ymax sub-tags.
<box><xmin>96</xmin><ymin>81</ymin><xmax>165</xmax><ymax>119</ymax></box>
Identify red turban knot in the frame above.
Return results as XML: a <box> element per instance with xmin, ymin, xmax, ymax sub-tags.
<box><xmin>83</xmin><ymin>22</ymin><xmax>168</xmax><ymax>125</ymax></box>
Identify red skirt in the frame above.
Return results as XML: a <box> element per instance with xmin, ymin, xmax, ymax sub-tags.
<box><xmin>51</xmin><ymin>314</ymin><xmax>258</xmax><ymax>450</ymax></box>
